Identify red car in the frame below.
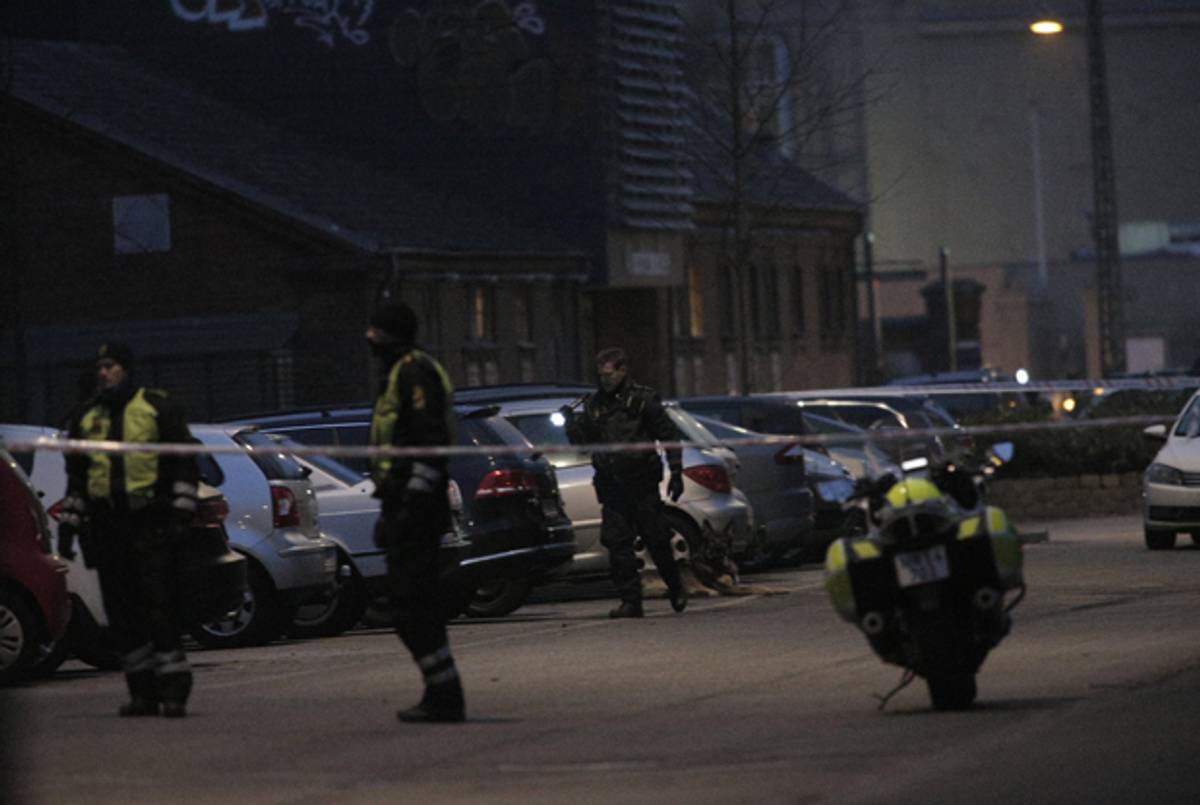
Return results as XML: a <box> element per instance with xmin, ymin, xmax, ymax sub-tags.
<box><xmin>1</xmin><ymin>447</ymin><xmax>70</xmax><ymax>686</ymax></box>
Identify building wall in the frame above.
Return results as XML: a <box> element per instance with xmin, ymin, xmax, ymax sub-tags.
<box><xmin>860</xmin><ymin>2</ymin><xmax>1200</xmax><ymax>272</ymax></box>
<box><xmin>671</xmin><ymin>206</ymin><xmax>861</xmax><ymax>396</ymax></box>
<box><xmin>1</xmin><ymin>106</ymin><xmax>589</xmax><ymax>424</ymax></box>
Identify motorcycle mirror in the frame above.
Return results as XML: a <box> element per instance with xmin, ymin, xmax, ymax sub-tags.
<box><xmin>989</xmin><ymin>442</ymin><xmax>1015</xmax><ymax>464</ymax></box>
<box><xmin>1142</xmin><ymin>424</ymin><xmax>1168</xmax><ymax>441</ymax></box>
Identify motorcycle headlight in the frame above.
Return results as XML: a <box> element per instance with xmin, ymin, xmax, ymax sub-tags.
<box><xmin>1146</xmin><ymin>463</ymin><xmax>1184</xmax><ymax>486</ymax></box>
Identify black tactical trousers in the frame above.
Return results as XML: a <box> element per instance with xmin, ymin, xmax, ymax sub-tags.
<box><xmin>91</xmin><ymin>511</ymin><xmax>192</xmax><ymax>705</ymax></box>
<box><xmin>599</xmin><ymin>484</ymin><xmax>683</xmax><ymax>605</ymax></box>
<box><xmin>377</xmin><ymin>497</ymin><xmax>451</xmax><ymax>662</ymax></box>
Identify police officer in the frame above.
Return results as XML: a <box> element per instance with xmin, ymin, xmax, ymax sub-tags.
<box><xmin>367</xmin><ymin>302</ymin><xmax>465</xmax><ymax>723</ymax></box>
<box><xmin>59</xmin><ymin>343</ymin><xmax>199</xmax><ymax>717</ymax></box>
<box><xmin>563</xmin><ymin>347</ymin><xmax>688</xmax><ymax>618</ymax></box>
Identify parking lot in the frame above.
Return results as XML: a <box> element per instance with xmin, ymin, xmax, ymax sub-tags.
<box><xmin>5</xmin><ymin>514</ymin><xmax>1200</xmax><ymax>804</ymax></box>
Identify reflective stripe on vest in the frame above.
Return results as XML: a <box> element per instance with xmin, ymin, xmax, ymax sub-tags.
<box><xmin>81</xmin><ymin>388</ymin><xmax>160</xmax><ymax>505</ymax></box>
<box><xmin>369</xmin><ymin>349</ymin><xmax>455</xmax><ymax>484</ymax></box>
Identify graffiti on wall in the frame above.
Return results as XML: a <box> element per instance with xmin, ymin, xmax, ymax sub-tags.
<box><xmin>169</xmin><ymin>0</ymin><xmax>376</xmax><ymax>48</ymax></box>
<box><xmin>388</xmin><ymin>1</ymin><xmax>551</xmax><ymax>128</ymax></box>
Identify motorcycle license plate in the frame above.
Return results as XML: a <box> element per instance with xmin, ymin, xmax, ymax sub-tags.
<box><xmin>893</xmin><ymin>544</ymin><xmax>950</xmax><ymax>588</ymax></box>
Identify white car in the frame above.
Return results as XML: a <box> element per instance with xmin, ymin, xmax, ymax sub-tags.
<box><xmin>0</xmin><ymin>424</ymin><xmax>338</xmax><ymax>653</ymax></box>
<box><xmin>1141</xmin><ymin>390</ymin><xmax>1200</xmax><ymax>549</ymax></box>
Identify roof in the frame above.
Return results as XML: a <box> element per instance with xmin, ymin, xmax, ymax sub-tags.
<box><xmin>6</xmin><ymin>39</ymin><xmax>589</xmax><ymax>258</ymax></box>
<box><xmin>690</xmin><ymin>138</ymin><xmax>861</xmax><ymax>213</ymax></box>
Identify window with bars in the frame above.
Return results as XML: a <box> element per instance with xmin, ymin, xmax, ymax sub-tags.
<box><xmin>791</xmin><ymin>264</ymin><xmax>806</xmax><ymax>336</ymax></box>
<box><xmin>817</xmin><ymin>254</ymin><xmax>849</xmax><ymax>341</ymax></box>
<box><xmin>466</xmin><ymin>285</ymin><xmax>497</xmax><ymax>342</ymax></box>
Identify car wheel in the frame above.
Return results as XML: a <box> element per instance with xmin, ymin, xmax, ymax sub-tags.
<box><xmin>188</xmin><ymin>561</ymin><xmax>281</xmax><ymax>649</ymax></box>
<box><xmin>1144</xmin><ymin>527</ymin><xmax>1177</xmax><ymax>551</ymax></box>
<box><xmin>466</xmin><ymin>578</ymin><xmax>533</xmax><ymax>618</ymax></box>
<box><xmin>0</xmin><ymin>589</ymin><xmax>40</xmax><ymax>686</ymax></box>
<box><xmin>29</xmin><ymin>636</ymin><xmax>71</xmax><ymax>678</ymax></box>
<box><xmin>286</xmin><ymin>558</ymin><xmax>366</xmax><ymax>640</ymax></box>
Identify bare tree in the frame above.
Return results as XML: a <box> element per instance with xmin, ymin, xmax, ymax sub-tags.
<box><xmin>678</xmin><ymin>0</ymin><xmax>874</xmax><ymax>393</ymax></box>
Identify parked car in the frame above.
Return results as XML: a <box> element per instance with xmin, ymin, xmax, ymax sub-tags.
<box><xmin>187</xmin><ymin>425</ymin><xmax>338</xmax><ymax>647</ymax></box>
<box><xmin>676</xmin><ymin>412</ymin><xmax>816</xmax><ymax>563</ymax></box>
<box><xmin>233</xmin><ymin>404</ymin><xmax>576</xmax><ymax>619</ymax></box>
<box><xmin>676</xmin><ymin>395</ymin><xmax>902</xmax><ymax>482</ymax></box>
<box><xmin>1</xmin><ymin>425</ymin><xmax>251</xmax><ymax>662</ymax></box>
<box><xmin>456</xmin><ymin>392</ymin><xmax>755</xmax><ymax>579</ymax></box>
<box><xmin>273</xmin><ymin>446</ymin><xmax>476</xmax><ymax>631</ymax></box>
<box><xmin>682</xmin><ymin>412</ymin><xmax>863</xmax><ymax>565</ymax></box>
<box><xmin>885</xmin><ymin>369</ymin><xmax>1035</xmax><ymax>419</ymax></box>
<box><xmin>0</xmin><ymin>446</ymin><xmax>70</xmax><ymax>685</ymax></box>
<box><xmin>2</xmin><ymin>424</ymin><xmax>336</xmax><ymax>651</ymax></box>
<box><xmin>1141</xmin><ymin>389</ymin><xmax>1200</xmax><ymax>549</ymax></box>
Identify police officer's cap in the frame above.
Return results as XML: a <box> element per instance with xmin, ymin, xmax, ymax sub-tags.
<box><xmin>96</xmin><ymin>341</ymin><xmax>134</xmax><ymax>371</ymax></box>
<box><xmin>370</xmin><ymin>302</ymin><xmax>418</xmax><ymax>343</ymax></box>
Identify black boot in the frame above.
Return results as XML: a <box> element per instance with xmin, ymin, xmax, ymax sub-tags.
<box><xmin>397</xmin><ymin>678</ymin><xmax>465</xmax><ymax>723</ymax></box>
<box><xmin>608</xmin><ymin>600</ymin><xmax>644</xmax><ymax>619</ymax></box>
<box><xmin>669</xmin><ymin>582</ymin><xmax>688</xmax><ymax>613</ymax></box>
<box><xmin>155</xmin><ymin>651</ymin><xmax>193</xmax><ymax>719</ymax></box>
<box><xmin>118</xmin><ymin>668</ymin><xmax>159</xmax><ymax>717</ymax></box>
<box><xmin>118</xmin><ymin>696</ymin><xmax>160</xmax><ymax>717</ymax></box>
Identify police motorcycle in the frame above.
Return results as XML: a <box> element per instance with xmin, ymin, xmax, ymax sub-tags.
<box><xmin>824</xmin><ymin>443</ymin><xmax>1024</xmax><ymax>710</ymax></box>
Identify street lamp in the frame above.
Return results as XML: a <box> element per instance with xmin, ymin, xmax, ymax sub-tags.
<box><xmin>1030</xmin><ymin>1</ymin><xmax>1124</xmax><ymax>377</ymax></box>
<box><xmin>1030</xmin><ymin>19</ymin><xmax>1064</xmax><ymax>34</ymax></box>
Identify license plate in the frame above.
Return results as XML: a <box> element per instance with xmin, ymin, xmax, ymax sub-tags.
<box><xmin>893</xmin><ymin>544</ymin><xmax>950</xmax><ymax>588</ymax></box>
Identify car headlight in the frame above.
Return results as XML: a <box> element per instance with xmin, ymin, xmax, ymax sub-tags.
<box><xmin>1146</xmin><ymin>463</ymin><xmax>1185</xmax><ymax>485</ymax></box>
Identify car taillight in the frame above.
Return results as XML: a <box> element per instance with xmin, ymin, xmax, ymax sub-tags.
<box><xmin>271</xmin><ymin>485</ymin><xmax>300</xmax><ymax>527</ymax></box>
<box><xmin>682</xmin><ymin>465</ymin><xmax>731</xmax><ymax>494</ymax></box>
<box><xmin>47</xmin><ymin>499</ymin><xmax>65</xmax><ymax>521</ymax></box>
<box><xmin>194</xmin><ymin>496</ymin><xmax>230</xmax><ymax>527</ymax></box>
<box><xmin>475</xmin><ymin>469</ymin><xmax>539</xmax><ymax>499</ymax></box>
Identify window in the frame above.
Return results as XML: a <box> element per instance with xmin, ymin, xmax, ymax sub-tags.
<box><xmin>513</xmin><ymin>286</ymin><xmax>534</xmax><ymax>343</ymax></box>
<box><xmin>687</xmin><ymin>262</ymin><xmax>705</xmax><ymax>338</ymax></box>
<box><xmin>761</xmin><ymin>264</ymin><xmax>780</xmax><ymax>339</ymax></box>
<box><xmin>791</xmin><ymin>265</ymin><xmax>806</xmax><ymax>336</ymax></box>
<box><xmin>817</xmin><ymin>253</ymin><xmax>849</xmax><ymax>340</ymax></box>
<box><xmin>466</xmin><ymin>285</ymin><xmax>496</xmax><ymax>342</ymax></box>
<box><xmin>720</xmin><ymin>266</ymin><xmax>737</xmax><ymax>337</ymax></box>
<box><xmin>113</xmin><ymin>194</ymin><xmax>171</xmax><ymax>254</ymax></box>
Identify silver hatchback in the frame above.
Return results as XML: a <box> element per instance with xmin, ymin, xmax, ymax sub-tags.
<box><xmin>487</xmin><ymin>395</ymin><xmax>755</xmax><ymax>578</ymax></box>
<box><xmin>189</xmin><ymin>425</ymin><xmax>338</xmax><ymax>648</ymax></box>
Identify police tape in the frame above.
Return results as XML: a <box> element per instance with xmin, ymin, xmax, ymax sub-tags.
<box><xmin>814</xmin><ymin>376</ymin><xmax>1199</xmax><ymax>395</ymax></box>
<box><xmin>0</xmin><ymin>413</ymin><xmax>1177</xmax><ymax>461</ymax></box>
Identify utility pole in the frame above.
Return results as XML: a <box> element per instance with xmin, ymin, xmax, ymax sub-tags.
<box><xmin>1087</xmin><ymin>0</ymin><xmax>1124</xmax><ymax>376</ymax></box>
<box><xmin>863</xmin><ymin>231</ymin><xmax>883</xmax><ymax>382</ymax></box>
<box><xmin>939</xmin><ymin>246</ymin><xmax>957</xmax><ymax>372</ymax></box>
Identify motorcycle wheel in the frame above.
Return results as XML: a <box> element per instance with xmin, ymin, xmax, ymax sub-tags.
<box><xmin>926</xmin><ymin>672</ymin><xmax>977</xmax><ymax>711</ymax></box>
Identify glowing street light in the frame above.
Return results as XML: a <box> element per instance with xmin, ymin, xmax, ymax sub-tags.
<box><xmin>1030</xmin><ymin>19</ymin><xmax>1064</xmax><ymax>35</ymax></box>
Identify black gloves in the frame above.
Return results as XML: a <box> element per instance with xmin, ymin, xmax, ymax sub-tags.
<box><xmin>667</xmin><ymin>470</ymin><xmax>684</xmax><ymax>503</ymax></box>
<box><xmin>57</xmin><ymin>521</ymin><xmax>78</xmax><ymax>560</ymax></box>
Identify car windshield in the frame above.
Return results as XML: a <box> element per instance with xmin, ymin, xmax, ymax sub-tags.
<box><xmin>303</xmin><ymin>452</ymin><xmax>367</xmax><ymax>485</ymax></box>
<box><xmin>507</xmin><ymin>412</ymin><xmax>589</xmax><ymax>469</ymax></box>
<box><xmin>231</xmin><ymin>430</ymin><xmax>310</xmax><ymax>480</ymax></box>
<box><xmin>1173</xmin><ymin>396</ymin><xmax>1200</xmax><ymax>438</ymax></box>
<box><xmin>666</xmin><ymin>406</ymin><xmax>720</xmax><ymax>446</ymax></box>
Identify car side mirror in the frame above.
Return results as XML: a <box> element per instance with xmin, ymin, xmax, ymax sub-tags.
<box><xmin>1143</xmin><ymin>424</ymin><xmax>1168</xmax><ymax>441</ymax></box>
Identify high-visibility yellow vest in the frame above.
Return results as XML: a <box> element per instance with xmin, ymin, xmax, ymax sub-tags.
<box><xmin>80</xmin><ymin>388</ymin><xmax>161</xmax><ymax>508</ymax></box>
<box><xmin>369</xmin><ymin>349</ymin><xmax>454</xmax><ymax>484</ymax></box>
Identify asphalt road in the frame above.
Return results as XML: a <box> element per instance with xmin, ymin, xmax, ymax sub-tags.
<box><xmin>4</xmin><ymin>514</ymin><xmax>1200</xmax><ymax>804</ymax></box>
